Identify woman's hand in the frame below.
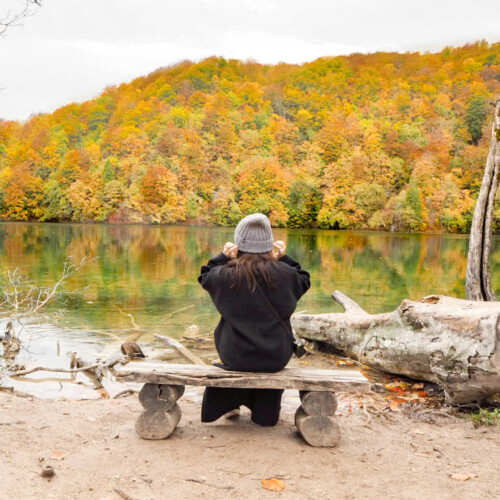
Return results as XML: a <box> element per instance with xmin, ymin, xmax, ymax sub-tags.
<box><xmin>273</xmin><ymin>240</ymin><xmax>286</xmax><ymax>259</ymax></box>
<box><xmin>223</xmin><ymin>242</ymin><xmax>239</xmax><ymax>259</ymax></box>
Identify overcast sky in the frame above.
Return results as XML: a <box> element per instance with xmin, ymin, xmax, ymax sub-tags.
<box><xmin>1</xmin><ymin>0</ymin><xmax>499</xmax><ymax>121</ymax></box>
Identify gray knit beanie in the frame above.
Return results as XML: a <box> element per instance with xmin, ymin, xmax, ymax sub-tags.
<box><xmin>234</xmin><ymin>213</ymin><xmax>274</xmax><ymax>254</ymax></box>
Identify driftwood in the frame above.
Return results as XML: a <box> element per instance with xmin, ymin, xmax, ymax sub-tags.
<box><xmin>115</xmin><ymin>361</ymin><xmax>370</xmax><ymax>392</ymax></box>
<box><xmin>162</xmin><ymin>304</ymin><xmax>195</xmax><ymax>321</ymax></box>
<box><xmin>292</xmin><ymin>291</ymin><xmax>500</xmax><ymax>404</ymax></box>
<box><xmin>113</xmin><ymin>304</ymin><xmax>140</xmax><ymax>330</ymax></box>
<box><xmin>11</xmin><ymin>355</ymin><xmax>127</xmax><ymax>377</ymax></box>
<box><xmin>154</xmin><ymin>334</ymin><xmax>207</xmax><ymax>365</ymax></box>
<box><xmin>11</xmin><ymin>363</ymin><xmax>102</xmax><ymax>377</ymax></box>
<box><xmin>466</xmin><ymin>99</ymin><xmax>500</xmax><ymax>301</ymax></box>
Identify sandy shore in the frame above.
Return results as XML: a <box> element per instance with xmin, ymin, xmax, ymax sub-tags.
<box><xmin>0</xmin><ymin>389</ymin><xmax>499</xmax><ymax>500</ymax></box>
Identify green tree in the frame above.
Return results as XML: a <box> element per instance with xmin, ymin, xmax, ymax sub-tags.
<box><xmin>465</xmin><ymin>95</ymin><xmax>488</xmax><ymax>145</ymax></box>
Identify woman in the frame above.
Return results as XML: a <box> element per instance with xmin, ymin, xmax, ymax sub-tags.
<box><xmin>198</xmin><ymin>213</ymin><xmax>310</xmax><ymax>426</ymax></box>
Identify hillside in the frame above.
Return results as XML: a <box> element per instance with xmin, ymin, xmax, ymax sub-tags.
<box><xmin>1</xmin><ymin>41</ymin><xmax>499</xmax><ymax>231</ymax></box>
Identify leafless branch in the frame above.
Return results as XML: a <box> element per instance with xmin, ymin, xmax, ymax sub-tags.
<box><xmin>12</xmin><ymin>362</ymin><xmax>101</xmax><ymax>377</ymax></box>
<box><xmin>1</xmin><ymin>0</ymin><xmax>42</xmax><ymax>37</ymax></box>
<box><xmin>0</xmin><ymin>256</ymin><xmax>96</xmax><ymax>341</ymax></box>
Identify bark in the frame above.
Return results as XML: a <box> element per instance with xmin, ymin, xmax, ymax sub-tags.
<box><xmin>299</xmin><ymin>390</ymin><xmax>338</xmax><ymax>416</ymax></box>
<box><xmin>138</xmin><ymin>383</ymin><xmax>185</xmax><ymax>412</ymax></box>
<box><xmin>466</xmin><ymin>100</ymin><xmax>500</xmax><ymax>301</ymax></box>
<box><xmin>135</xmin><ymin>402</ymin><xmax>182</xmax><ymax>440</ymax></box>
<box><xmin>135</xmin><ymin>383</ymin><xmax>184</xmax><ymax>440</ymax></box>
<box><xmin>295</xmin><ymin>407</ymin><xmax>341</xmax><ymax>447</ymax></box>
<box><xmin>292</xmin><ymin>292</ymin><xmax>500</xmax><ymax>404</ymax></box>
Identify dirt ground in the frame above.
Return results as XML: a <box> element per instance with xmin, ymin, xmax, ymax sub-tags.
<box><xmin>0</xmin><ymin>389</ymin><xmax>499</xmax><ymax>500</ymax></box>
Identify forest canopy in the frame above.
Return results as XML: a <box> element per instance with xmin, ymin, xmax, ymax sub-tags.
<box><xmin>1</xmin><ymin>41</ymin><xmax>499</xmax><ymax>231</ymax></box>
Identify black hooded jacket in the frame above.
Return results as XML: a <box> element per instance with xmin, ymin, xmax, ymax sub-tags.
<box><xmin>198</xmin><ymin>252</ymin><xmax>310</xmax><ymax>372</ymax></box>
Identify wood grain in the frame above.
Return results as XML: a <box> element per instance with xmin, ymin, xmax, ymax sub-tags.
<box><xmin>466</xmin><ymin>100</ymin><xmax>500</xmax><ymax>301</ymax></box>
<box><xmin>295</xmin><ymin>407</ymin><xmax>341</xmax><ymax>447</ymax></box>
<box><xmin>299</xmin><ymin>391</ymin><xmax>338</xmax><ymax>415</ymax></box>
<box><xmin>293</xmin><ymin>293</ymin><xmax>500</xmax><ymax>404</ymax></box>
<box><xmin>115</xmin><ymin>362</ymin><xmax>370</xmax><ymax>392</ymax></box>
<box><xmin>135</xmin><ymin>403</ymin><xmax>182</xmax><ymax>440</ymax></box>
<box><xmin>138</xmin><ymin>383</ymin><xmax>185</xmax><ymax>412</ymax></box>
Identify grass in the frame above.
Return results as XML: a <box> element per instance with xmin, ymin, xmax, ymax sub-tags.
<box><xmin>469</xmin><ymin>408</ymin><xmax>500</xmax><ymax>427</ymax></box>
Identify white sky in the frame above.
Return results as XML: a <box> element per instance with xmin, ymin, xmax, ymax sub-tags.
<box><xmin>1</xmin><ymin>0</ymin><xmax>499</xmax><ymax>121</ymax></box>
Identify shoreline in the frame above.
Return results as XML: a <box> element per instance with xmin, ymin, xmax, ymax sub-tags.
<box><xmin>0</xmin><ymin>219</ymin><xmax>477</xmax><ymax>237</ymax></box>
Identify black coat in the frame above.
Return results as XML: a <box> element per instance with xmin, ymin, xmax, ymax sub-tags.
<box><xmin>198</xmin><ymin>253</ymin><xmax>310</xmax><ymax>372</ymax></box>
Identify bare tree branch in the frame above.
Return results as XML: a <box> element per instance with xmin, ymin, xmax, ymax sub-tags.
<box><xmin>0</xmin><ymin>256</ymin><xmax>96</xmax><ymax>341</ymax></box>
<box><xmin>0</xmin><ymin>0</ymin><xmax>42</xmax><ymax>37</ymax></box>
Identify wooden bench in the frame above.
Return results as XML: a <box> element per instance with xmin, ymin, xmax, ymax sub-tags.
<box><xmin>115</xmin><ymin>362</ymin><xmax>370</xmax><ymax>447</ymax></box>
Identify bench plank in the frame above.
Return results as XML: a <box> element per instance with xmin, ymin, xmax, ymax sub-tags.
<box><xmin>115</xmin><ymin>362</ymin><xmax>370</xmax><ymax>392</ymax></box>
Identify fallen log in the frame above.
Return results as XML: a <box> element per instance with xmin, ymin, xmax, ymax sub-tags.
<box><xmin>154</xmin><ymin>334</ymin><xmax>207</xmax><ymax>365</ymax></box>
<box><xmin>291</xmin><ymin>292</ymin><xmax>500</xmax><ymax>405</ymax></box>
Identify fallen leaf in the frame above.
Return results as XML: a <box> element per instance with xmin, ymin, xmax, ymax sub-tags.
<box><xmin>450</xmin><ymin>473</ymin><xmax>477</xmax><ymax>481</ymax></box>
<box><xmin>385</xmin><ymin>382</ymin><xmax>410</xmax><ymax>394</ymax></box>
<box><xmin>335</xmin><ymin>360</ymin><xmax>354</xmax><ymax>367</ymax></box>
<box><xmin>391</xmin><ymin>397</ymin><xmax>407</xmax><ymax>403</ymax></box>
<box><xmin>50</xmin><ymin>450</ymin><xmax>68</xmax><ymax>461</ymax></box>
<box><xmin>261</xmin><ymin>478</ymin><xmax>286</xmax><ymax>492</ymax></box>
<box><xmin>412</xmin><ymin>383</ymin><xmax>425</xmax><ymax>389</ymax></box>
<box><xmin>389</xmin><ymin>401</ymin><xmax>401</xmax><ymax>412</ymax></box>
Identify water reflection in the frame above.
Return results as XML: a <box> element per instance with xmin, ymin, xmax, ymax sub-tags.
<box><xmin>2</xmin><ymin>223</ymin><xmax>500</xmax><ymax>334</ymax></box>
<box><xmin>3</xmin><ymin>222</ymin><xmax>500</xmax><ymax>398</ymax></box>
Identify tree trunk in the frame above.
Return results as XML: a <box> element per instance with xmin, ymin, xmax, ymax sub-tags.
<box><xmin>466</xmin><ymin>99</ymin><xmax>500</xmax><ymax>301</ymax></box>
<box><xmin>292</xmin><ymin>292</ymin><xmax>500</xmax><ymax>404</ymax></box>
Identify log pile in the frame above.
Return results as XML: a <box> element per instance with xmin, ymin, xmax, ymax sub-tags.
<box><xmin>295</xmin><ymin>391</ymin><xmax>340</xmax><ymax>447</ymax></box>
<box><xmin>292</xmin><ymin>292</ymin><xmax>500</xmax><ymax>404</ymax></box>
<box><xmin>135</xmin><ymin>383</ymin><xmax>184</xmax><ymax>440</ymax></box>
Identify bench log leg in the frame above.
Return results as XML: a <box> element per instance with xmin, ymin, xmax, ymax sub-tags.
<box><xmin>295</xmin><ymin>391</ymin><xmax>340</xmax><ymax>447</ymax></box>
<box><xmin>135</xmin><ymin>383</ymin><xmax>185</xmax><ymax>440</ymax></box>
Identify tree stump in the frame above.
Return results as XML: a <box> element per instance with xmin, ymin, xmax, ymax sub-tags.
<box><xmin>295</xmin><ymin>391</ymin><xmax>340</xmax><ymax>447</ymax></box>
<box><xmin>135</xmin><ymin>383</ymin><xmax>184</xmax><ymax>439</ymax></box>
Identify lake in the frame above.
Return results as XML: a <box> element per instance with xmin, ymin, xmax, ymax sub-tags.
<box><xmin>1</xmin><ymin>222</ymin><xmax>500</xmax><ymax>398</ymax></box>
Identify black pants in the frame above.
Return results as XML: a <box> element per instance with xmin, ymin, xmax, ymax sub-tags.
<box><xmin>201</xmin><ymin>387</ymin><xmax>284</xmax><ymax>427</ymax></box>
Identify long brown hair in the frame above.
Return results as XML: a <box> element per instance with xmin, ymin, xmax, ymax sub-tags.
<box><xmin>224</xmin><ymin>251</ymin><xmax>278</xmax><ymax>292</ymax></box>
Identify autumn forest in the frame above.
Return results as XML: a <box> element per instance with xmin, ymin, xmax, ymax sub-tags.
<box><xmin>1</xmin><ymin>41</ymin><xmax>499</xmax><ymax>231</ymax></box>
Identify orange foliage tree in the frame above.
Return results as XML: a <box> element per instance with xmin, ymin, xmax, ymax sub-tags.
<box><xmin>0</xmin><ymin>41</ymin><xmax>499</xmax><ymax>231</ymax></box>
